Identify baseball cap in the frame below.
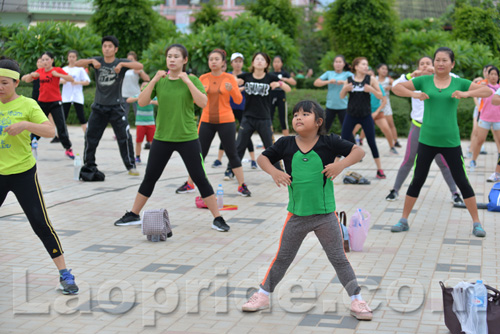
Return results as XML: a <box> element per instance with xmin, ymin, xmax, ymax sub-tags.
<box><xmin>230</xmin><ymin>52</ymin><xmax>244</xmax><ymax>62</ymax></box>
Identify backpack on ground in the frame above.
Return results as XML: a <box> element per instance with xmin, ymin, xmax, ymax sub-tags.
<box><xmin>487</xmin><ymin>182</ymin><xmax>500</xmax><ymax>212</ymax></box>
<box><xmin>79</xmin><ymin>165</ymin><xmax>105</xmax><ymax>182</ymax></box>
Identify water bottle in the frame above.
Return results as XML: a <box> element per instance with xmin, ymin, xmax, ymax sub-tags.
<box><xmin>355</xmin><ymin>134</ymin><xmax>360</xmax><ymax>146</ymax></box>
<box><xmin>31</xmin><ymin>138</ymin><xmax>38</xmax><ymax>161</ymax></box>
<box><xmin>216</xmin><ymin>184</ymin><xmax>224</xmax><ymax>209</ymax></box>
<box><xmin>472</xmin><ymin>280</ymin><xmax>488</xmax><ymax>334</ymax></box>
<box><xmin>73</xmin><ymin>154</ymin><xmax>82</xmax><ymax>180</ymax></box>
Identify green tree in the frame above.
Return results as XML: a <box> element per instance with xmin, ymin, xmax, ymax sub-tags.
<box><xmin>246</xmin><ymin>0</ymin><xmax>299</xmax><ymax>40</ymax></box>
<box><xmin>141</xmin><ymin>13</ymin><xmax>302</xmax><ymax>75</ymax></box>
<box><xmin>3</xmin><ymin>21</ymin><xmax>101</xmax><ymax>74</ymax></box>
<box><xmin>90</xmin><ymin>0</ymin><xmax>158</xmax><ymax>58</ymax></box>
<box><xmin>190</xmin><ymin>0</ymin><xmax>223</xmax><ymax>34</ymax></box>
<box><xmin>296</xmin><ymin>5</ymin><xmax>328</xmax><ymax>74</ymax></box>
<box><xmin>452</xmin><ymin>4</ymin><xmax>500</xmax><ymax>56</ymax></box>
<box><xmin>323</xmin><ymin>0</ymin><xmax>399</xmax><ymax>65</ymax></box>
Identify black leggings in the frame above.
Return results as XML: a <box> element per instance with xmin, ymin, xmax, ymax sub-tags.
<box><xmin>63</xmin><ymin>102</ymin><xmax>86</xmax><ymax>124</ymax></box>
<box><xmin>0</xmin><ymin>165</ymin><xmax>64</xmax><ymax>259</ymax></box>
<box><xmin>219</xmin><ymin>109</ymin><xmax>254</xmax><ymax>153</ymax></box>
<box><xmin>37</xmin><ymin>101</ymin><xmax>72</xmax><ymax>149</ymax></box>
<box><xmin>199</xmin><ymin>122</ymin><xmax>242</xmax><ymax>168</ymax></box>
<box><xmin>325</xmin><ymin>108</ymin><xmax>346</xmax><ymax>133</ymax></box>
<box><xmin>341</xmin><ymin>113</ymin><xmax>380</xmax><ymax>159</ymax></box>
<box><xmin>271</xmin><ymin>93</ymin><xmax>288</xmax><ymax>130</ymax></box>
<box><xmin>138</xmin><ymin>139</ymin><xmax>214</xmax><ymax>198</ymax></box>
<box><xmin>407</xmin><ymin>143</ymin><xmax>475</xmax><ymax>199</ymax></box>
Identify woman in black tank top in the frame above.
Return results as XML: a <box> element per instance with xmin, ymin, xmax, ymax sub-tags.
<box><xmin>340</xmin><ymin>57</ymin><xmax>386</xmax><ymax>179</ymax></box>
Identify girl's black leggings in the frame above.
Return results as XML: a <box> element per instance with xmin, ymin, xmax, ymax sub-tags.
<box><xmin>138</xmin><ymin>139</ymin><xmax>214</xmax><ymax>198</ymax></box>
<box><xmin>407</xmin><ymin>143</ymin><xmax>475</xmax><ymax>199</ymax></box>
<box><xmin>0</xmin><ymin>165</ymin><xmax>64</xmax><ymax>259</ymax></box>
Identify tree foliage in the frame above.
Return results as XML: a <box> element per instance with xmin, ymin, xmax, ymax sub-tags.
<box><xmin>452</xmin><ymin>4</ymin><xmax>500</xmax><ymax>56</ymax></box>
<box><xmin>141</xmin><ymin>13</ymin><xmax>302</xmax><ymax>76</ymax></box>
<box><xmin>296</xmin><ymin>5</ymin><xmax>328</xmax><ymax>74</ymax></box>
<box><xmin>246</xmin><ymin>0</ymin><xmax>299</xmax><ymax>40</ymax></box>
<box><xmin>323</xmin><ymin>0</ymin><xmax>399</xmax><ymax>65</ymax></box>
<box><xmin>190</xmin><ymin>0</ymin><xmax>223</xmax><ymax>34</ymax></box>
<box><xmin>90</xmin><ymin>0</ymin><xmax>158</xmax><ymax>58</ymax></box>
<box><xmin>3</xmin><ymin>21</ymin><xmax>101</xmax><ymax>74</ymax></box>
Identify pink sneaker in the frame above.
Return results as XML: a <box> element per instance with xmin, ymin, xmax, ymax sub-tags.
<box><xmin>242</xmin><ymin>292</ymin><xmax>269</xmax><ymax>312</ymax></box>
<box><xmin>350</xmin><ymin>300</ymin><xmax>372</xmax><ymax>320</ymax></box>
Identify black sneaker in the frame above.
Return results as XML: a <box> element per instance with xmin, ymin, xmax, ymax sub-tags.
<box><xmin>212</xmin><ymin>216</ymin><xmax>230</xmax><ymax>232</ymax></box>
<box><xmin>394</xmin><ymin>141</ymin><xmax>402</xmax><ymax>148</ymax></box>
<box><xmin>114</xmin><ymin>211</ymin><xmax>141</xmax><ymax>226</ymax></box>
<box><xmin>386</xmin><ymin>189</ymin><xmax>399</xmax><ymax>201</ymax></box>
<box><xmin>452</xmin><ymin>192</ymin><xmax>464</xmax><ymax>204</ymax></box>
<box><xmin>144</xmin><ymin>142</ymin><xmax>151</xmax><ymax>150</ymax></box>
<box><xmin>59</xmin><ymin>269</ymin><xmax>79</xmax><ymax>295</ymax></box>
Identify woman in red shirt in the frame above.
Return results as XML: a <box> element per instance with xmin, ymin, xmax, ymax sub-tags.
<box><xmin>22</xmin><ymin>52</ymin><xmax>76</xmax><ymax>159</ymax></box>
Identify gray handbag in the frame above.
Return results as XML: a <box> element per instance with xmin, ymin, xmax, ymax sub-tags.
<box><xmin>141</xmin><ymin>209</ymin><xmax>172</xmax><ymax>242</ymax></box>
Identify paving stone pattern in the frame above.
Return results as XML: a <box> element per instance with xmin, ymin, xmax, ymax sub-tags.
<box><xmin>1</xmin><ymin>127</ymin><xmax>499</xmax><ymax>333</ymax></box>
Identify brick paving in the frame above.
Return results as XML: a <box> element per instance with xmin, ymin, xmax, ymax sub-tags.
<box><xmin>1</xmin><ymin>126</ymin><xmax>499</xmax><ymax>334</ymax></box>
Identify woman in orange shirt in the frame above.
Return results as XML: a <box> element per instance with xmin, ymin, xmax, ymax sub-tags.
<box><xmin>176</xmin><ymin>49</ymin><xmax>251</xmax><ymax>196</ymax></box>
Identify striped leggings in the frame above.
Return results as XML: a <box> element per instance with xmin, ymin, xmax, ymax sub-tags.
<box><xmin>260</xmin><ymin>212</ymin><xmax>360</xmax><ymax>296</ymax></box>
<box><xmin>0</xmin><ymin>165</ymin><xmax>64</xmax><ymax>259</ymax></box>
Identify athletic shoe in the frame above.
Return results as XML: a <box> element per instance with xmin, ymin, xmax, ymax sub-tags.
<box><xmin>386</xmin><ymin>189</ymin><xmax>399</xmax><ymax>201</ymax></box>
<box><xmin>224</xmin><ymin>168</ymin><xmax>234</xmax><ymax>181</ymax></box>
<box><xmin>176</xmin><ymin>181</ymin><xmax>195</xmax><ymax>194</ymax></box>
<box><xmin>65</xmin><ymin>148</ymin><xmax>75</xmax><ymax>160</ymax></box>
<box><xmin>212</xmin><ymin>216</ymin><xmax>230</xmax><ymax>232</ymax></box>
<box><xmin>135</xmin><ymin>156</ymin><xmax>141</xmax><ymax>164</ymax></box>
<box><xmin>144</xmin><ymin>142</ymin><xmax>151</xmax><ymax>150</ymax></box>
<box><xmin>251</xmin><ymin>160</ymin><xmax>258</xmax><ymax>169</ymax></box>
<box><xmin>472</xmin><ymin>222</ymin><xmax>486</xmax><ymax>237</ymax></box>
<box><xmin>394</xmin><ymin>141</ymin><xmax>402</xmax><ymax>148</ymax></box>
<box><xmin>59</xmin><ymin>270</ymin><xmax>79</xmax><ymax>295</ymax></box>
<box><xmin>376</xmin><ymin>169</ymin><xmax>386</xmax><ymax>179</ymax></box>
<box><xmin>114</xmin><ymin>211</ymin><xmax>141</xmax><ymax>226</ymax></box>
<box><xmin>390</xmin><ymin>147</ymin><xmax>398</xmax><ymax>155</ymax></box>
<box><xmin>128</xmin><ymin>168</ymin><xmax>140</xmax><ymax>176</ymax></box>
<box><xmin>469</xmin><ymin>160</ymin><xmax>476</xmax><ymax>172</ymax></box>
<box><xmin>391</xmin><ymin>219</ymin><xmax>409</xmax><ymax>232</ymax></box>
<box><xmin>452</xmin><ymin>193</ymin><xmax>463</xmax><ymax>204</ymax></box>
<box><xmin>238</xmin><ymin>183</ymin><xmax>251</xmax><ymax>197</ymax></box>
<box><xmin>487</xmin><ymin>172</ymin><xmax>500</xmax><ymax>182</ymax></box>
<box><xmin>212</xmin><ymin>159</ymin><xmax>222</xmax><ymax>168</ymax></box>
<box><xmin>242</xmin><ymin>292</ymin><xmax>270</xmax><ymax>312</ymax></box>
<box><xmin>51</xmin><ymin>136</ymin><xmax>60</xmax><ymax>143</ymax></box>
<box><xmin>350</xmin><ymin>300</ymin><xmax>373</xmax><ymax>321</ymax></box>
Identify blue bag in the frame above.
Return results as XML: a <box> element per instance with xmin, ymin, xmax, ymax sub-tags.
<box><xmin>487</xmin><ymin>182</ymin><xmax>500</xmax><ymax>212</ymax></box>
<box><xmin>336</xmin><ymin>211</ymin><xmax>350</xmax><ymax>252</ymax></box>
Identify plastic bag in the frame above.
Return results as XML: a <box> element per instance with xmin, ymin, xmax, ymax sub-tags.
<box><xmin>348</xmin><ymin>208</ymin><xmax>370</xmax><ymax>251</ymax></box>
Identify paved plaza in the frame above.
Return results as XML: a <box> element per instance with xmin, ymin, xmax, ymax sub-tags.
<box><xmin>1</xmin><ymin>126</ymin><xmax>499</xmax><ymax>334</ymax></box>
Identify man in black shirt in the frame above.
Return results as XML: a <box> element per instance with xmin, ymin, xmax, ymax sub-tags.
<box><xmin>75</xmin><ymin>36</ymin><xmax>143</xmax><ymax>177</ymax></box>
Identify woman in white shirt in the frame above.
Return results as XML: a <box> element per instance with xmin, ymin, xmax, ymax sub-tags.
<box><xmin>61</xmin><ymin>50</ymin><xmax>91</xmax><ymax>133</ymax></box>
<box><xmin>122</xmin><ymin>51</ymin><xmax>150</xmax><ymax>116</ymax></box>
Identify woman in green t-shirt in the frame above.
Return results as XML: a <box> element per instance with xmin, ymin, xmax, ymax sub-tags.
<box><xmin>114</xmin><ymin>44</ymin><xmax>230</xmax><ymax>232</ymax></box>
<box><xmin>0</xmin><ymin>57</ymin><xmax>79</xmax><ymax>294</ymax></box>
<box><xmin>391</xmin><ymin>47</ymin><xmax>492</xmax><ymax>238</ymax></box>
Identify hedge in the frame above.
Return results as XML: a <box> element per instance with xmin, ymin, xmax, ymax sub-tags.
<box><xmin>16</xmin><ymin>84</ymin><xmax>479</xmax><ymax>140</ymax></box>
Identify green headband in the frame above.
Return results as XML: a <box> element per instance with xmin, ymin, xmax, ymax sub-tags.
<box><xmin>0</xmin><ymin>68</ymin><xmax>20</xmax><ymax>80</ymax></box>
